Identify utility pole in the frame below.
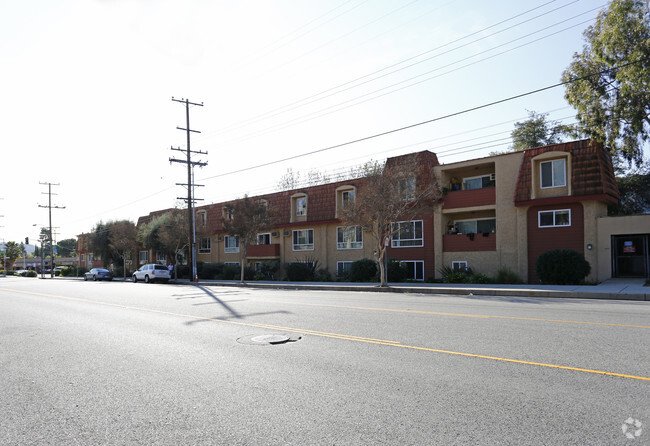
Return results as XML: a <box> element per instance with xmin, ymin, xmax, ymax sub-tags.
<box><xmin>38</xmin><ymin>182</ymin><xmax>65</xmax><ymax>278</ymax></box>
<box><xmin>170</xmin><ymin>97</ymin><xmax>207</xmax><ymax>281</ymax></box>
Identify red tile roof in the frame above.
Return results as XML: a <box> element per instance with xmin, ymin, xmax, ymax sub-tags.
<box><xmin>514</xmin><ymin>139</ymin><xmax>619</xmax><ymax>205</ymax></box>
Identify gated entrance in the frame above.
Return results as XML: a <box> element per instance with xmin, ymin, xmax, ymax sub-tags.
<box><xmin>612</xmin><ymin>234</ymin><xmax>649</xmax><ymax>278</ymax></box>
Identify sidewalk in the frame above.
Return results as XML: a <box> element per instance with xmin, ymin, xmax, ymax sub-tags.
<box><xmin>170</xmin><ymin>277</ymin><xmax>650</xmax><ymax>301</ymax></box>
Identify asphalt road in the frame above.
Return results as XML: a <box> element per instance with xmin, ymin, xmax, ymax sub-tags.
<box><xmin>1</xmin><ymin>278</ymin><xmax>648</xmax><ymax>445</ymax></box>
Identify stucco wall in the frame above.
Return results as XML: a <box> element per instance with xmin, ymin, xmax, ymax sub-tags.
<box><xmin>596</xmin><ymin>214</ymin><xmax>650</xmax><ymax>280</ymax></box>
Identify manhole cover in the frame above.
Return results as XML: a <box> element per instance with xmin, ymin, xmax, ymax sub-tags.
<box><xmin>237</xmin><ymin>333</ymin><xmax>302</xmax><ymax>345</ymax></box>
<box><xmin>251</xmin><ymin>334</ymin><xmax>289</xmax><ymax>344</ymax></box>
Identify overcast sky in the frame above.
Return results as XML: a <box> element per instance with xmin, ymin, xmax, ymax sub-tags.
<box><xmin>1</xmin><ymin>0</ymin><xmax>633</xmax><ymax>244</ymax></box>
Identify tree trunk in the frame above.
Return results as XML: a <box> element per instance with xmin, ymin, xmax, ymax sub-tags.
<box><xmin>378</xmin><ymin>245</ymin><xmax>388</xmax><ymax>287</ymax></box>
<box><xmin>240</xmin><ymin>245</ymin><xmax>247</xmax><ymax>284</ymax></box>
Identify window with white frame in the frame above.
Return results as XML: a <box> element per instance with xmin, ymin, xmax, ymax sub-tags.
<box><xmin>452</xmin><ymin>261</ymin><xmax>468</xmax><ymax>272</ymax></box>
<box><xmin>540</xmin><ymin>159</ymin><xmax>566</xmax><ymax>188</ymax></box>
<box><xmin>342</xmin><ymin>190</ymin><xmax>355</xmax><ymax>208</ymax></box>
<box><xmin>139</xmin><ymin>251</ymin><xmax>148</xmax><ymax>264</ymax></box>
<box><xmin>198</xmin><ymin>211</ymin><xmax>207</xmax><ymax>227</ymax></box>
<box><xmin>400</xmin><ymin>260</ymin><xmax>424</xmax><ymax>281</ymax></box>
<box><xmin>257</xmin><ymin>233</ymin><xmax>271</xmax><ymax>245</ymax></box>
<box><xmin>337</xmin><ymin>261</ymin><xmax>354</xmax><ymax>278</ymax></box>
<box><xmin>392</xmin><ymin>220</ymin><xmax>423</xmax><ymax>247</ymax></box>
<box><xmin>399</xmin><ymin>177</ymin><xmax>415</xmax><ymax>200</ymax></box>
<box><xmin>296</xmin><ymin>196</ymin><xmax>307</xmax><ymax>216</ymax></box>
<box><xmin>293</xmin><ymin>229</ymin><xmax>314</xmax><ymax>251</ymax></box>
<box><xmin>224</xmin><ymin>236</ymin><xmax>239</xmax><ymax>253</ymax></box>
<box><xmin>223</xmin><ymin>207</ymin><xmax>234</xmax><ymax>221</ymax></box>
<box><xmin>156</xmin><ymin>251</ymin><xmax>166</xmax><ymax>263</ymax></box>
<box><xmin>337</xmin><ymin>226</ymin><xmax>363</xmax><ymax>249</ymax></box>
<box><xmin>198</xmin><ymin>237</ymin><xmax>211</xmax><ymax>254</ymax></box>
<box><xmin>463</xmin><ymin>174</ymin><xmax>492</xmax><ymax>190</ymax></box>
<box><xmin>455</xmin><ymin>218</ymin><xmax>496</xmax><ymax>234</ymax></box>
<box><xmin>538</xmin><ymin>209</ymin><xmax>571</xmax><ymax>227</ymax></box>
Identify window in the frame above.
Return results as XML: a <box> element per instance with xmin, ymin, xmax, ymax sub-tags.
<box><xmin>337</xmin><ymin>226</ymin><xmax>363</xmax><ymax>249</ymax></box>
<box><xmin>257</xmin><ymin>233</ymin><xmax>271</xmax><ymax>245</ymax></box>
<box><xmin>337</xmin><ymin>261</ymin><xmax>353</xmax><ymax>278</ymax></box>
<box><xmin>392</xmin><ymin>220</ymin><xmax>423</xmax><ymax>247</ymax></box>
<box><xmin>399</xmin><ymin>177</ymin><xmax>415</xmax><ymax>200</ymax></box>
<box><xmin>198</xmin><ymin>237</ymin><xmax>211</xmax><ymax>254</ymax></box>
<box><xmin>224</xmin><ymin>236</ymin><xmax>239</xmax><ymax>253</ymax></box>
<box><xmin>223</xmin><ymin>207</ymin><xmax>234</xmax><ymax>220</ymax></box>
<box><xmin>463</xmin><ymin>174</ymin><xmax>492</xmax><ymax>190</ymax></box>
<box><xmin>452</xmin><ymin>261</ymin><xmax>468</xmax><ymax>272</ymax></box>
<box><xmin>139</xmin><ymin>251</ymin><xmax>148</xmax><ymax>264</ymax></box>
<box><xmin>198</xmin><ymin>211</ymin><xmax>207</xmax><ymax>227</ymax></box>
<box><xmin>538</xmin><ymin>209</ymin><xmax>571</xmax><ymax>227</ymax></box>
<box><xmin>540</xmin><ymin>159</ymin><xmax>566</xmax><ymax>188</ymax></box>
<box><xmin>342</xmin><ymin>190</ymin><xmax>355</xmax><ymax>208</ymax></box>
<box><xmin>293</xmin><ymin>229</ymin><xmax>314</xmax><ymax>251</ymax></box>
<box><xmin>455</xmin><ymin>218</ymin><xmax>496</xmax><ymax>234</ymax></box>
<box><xmin>156</xmin><ymin>251</ymin><xmax>166</xmax><ymax>263</ymax></box>
<box><xmin>80</xmin><ymin>254</ymin><xmax>85</xmax><ymax>262</ymax></box>
<box><xmin>400</xmin><ymin>260</ymin><xmax>424</xmax><ymax>281</ymax></box>
<box><xmin>296</xmin><ymin>197</ymin><xmax>307</xmax><ymax>216</ymax></box>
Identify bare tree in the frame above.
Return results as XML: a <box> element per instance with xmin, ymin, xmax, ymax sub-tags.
<box><xmin>222</xmin><ymin>195</ymin><xmax>273</xmax><ymax>283</ymax></box>
<box><xmin>342</xmin><ymin>153</ymin><xmax>441</xmax><ymax>287</ymax></box>
<box><xmin>108</xmin><ymin>220</ymin><xmax>137</xmax><ymax>278</ymax></box>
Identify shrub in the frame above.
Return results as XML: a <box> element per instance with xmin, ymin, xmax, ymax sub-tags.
<box><xmin>535</xmin><ymin>249</ymin><xmax>591</xmax><ymax>285</ymax></box>
<box><xmin>444</xmin><ymin>271</ymin><xmax>470</xmax><ymax>283</ymax></box>
<box><xmin>349</xmin><ymin>259</ymin><xmax>378</xmax><ymax>282</ymax></box>
<box><xmin>387</xmin><ymin>258</ymin><xmax>409</xmax><ymax>282</ymax></box>
<box><xmin>285</xmin><ymin>262</ymin><xmax>314</xmax><ymax>281</ymax></box>
<box><xmin>469</xmin><ymin>273</ymin><xmax>493</xmax><ymax>284</ymax></box>
<box><xmin>219</xmin><ymin>264</ymin><xmax>241</xmax><ymax>280</ymax></box>
<box><xmin>257</xmin><ymin>260</ymin><xmax>280</xmax><ymax>280</ymax></box>
<box><xmin>494</xmin><ymin>268</ymin><xmax>523</xmax><ymax>284</ymax></box>
<box><xmin>314</xmin><ymin>268</ymin><xmax>332</xmax><ymax>282</ymax></box>
<box><xmin>61</xmin><ymin>266</ymin><xmax>76</xmax><ymax>277</ymax></box>
<box><xmin>198</xmin><ymin>262</ymin><xmax>222</xmax><ymax>280</ymax></box>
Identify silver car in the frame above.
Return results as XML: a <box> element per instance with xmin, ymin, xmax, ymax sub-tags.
<box><xmin>133</xmin><ymin>264</ymin><xmax>170</xmax><ymax>284</ymax></box>
<box><xmin>84</xmin><ymin>268</ymin><xmax>114</xmax><ymax>281</ymax></box>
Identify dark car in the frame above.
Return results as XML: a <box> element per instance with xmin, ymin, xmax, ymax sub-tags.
<box><xmin>84</xmin><ymin>268</ymin><xmax>114</xmax><ymax>281</ymax></box>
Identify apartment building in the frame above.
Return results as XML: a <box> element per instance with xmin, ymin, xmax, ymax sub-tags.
<box><xmin>129</xmin><ymin>139</ymin><xmax>650</xmax><ymax>283</ymax></box>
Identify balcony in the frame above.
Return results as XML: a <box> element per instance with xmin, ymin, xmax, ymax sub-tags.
<box><xmin>443</xmin><ymin>232</ymin><xmax>496</xmax><ymax>252</ymax></box>
<box><xmin>246</xmin><ymin>244</ymin><xmax>280</xmax><ymax>258</ymax></box>
<box><xmin>443</xmin><ymin>186</ymin><xmax>495</xmax><ymax>210</ymax></box>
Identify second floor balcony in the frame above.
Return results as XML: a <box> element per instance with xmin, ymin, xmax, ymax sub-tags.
<box><xmin>246</xmin><ymin>244</ymin><xmax>281</xmax><ymax>258</ymax></box>
<box><xmin>443</xmin><ymin>186</ymin><xmax>496</xmax><ymax>210</ymax></box>
<box><xmin>443</xmin><ymin>232</ymin><xmax>496</xmax><ymax>252</ymax></box>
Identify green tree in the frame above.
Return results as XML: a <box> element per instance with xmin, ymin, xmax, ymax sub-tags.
<box><xmin>562</xmin><ymin>0</ymin><xmax>650</xmax><ymax>167</ymax></box>
<box><xmin>137</xmin><ymin>210</ymin><xmax>190</xmax><ymax>278</ymax></box>
<box><xmin>108</xmin><ymin>220</ymin><xmax>137</xmax><ymax>278</ymax></box>
<box><xmin>89</xmin><ymin>221</ymin><xmax>120</xmax><ymax>266</ymax></box>
<box><xmin>510</xmin><ymin>110</ymin><xmax>573</xmax><ymax>151</ymax></box>
<box><xmin>57</xmin><ymin>238</ymin><xmax>76</xmax><ymax>257</ymax></box>
<box><xmin>4</xmin><ymin>241</ymin><xmax>23</xmax><ymax>269</ymax></box>
<box><xmin>608</xmin><ymin>166</ymin><xmax>650</xmax><ymax>215</ymax></box>
<box><xmin>222</xmin><ymin>195</ymin><xmax>273</xmax><ymax>283</ymax></box>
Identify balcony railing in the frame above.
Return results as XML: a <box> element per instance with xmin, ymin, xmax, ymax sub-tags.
<box><xmin>246</xmin><ymin>244</ymin><xmax>280</xmax><ymax>258</ymax></box>
<box><xmin>443</xmin><ymin>186</ymin><xmax>495</xmax><ymax>209</ymax></box>
<box><xmin>443</xmin><ymin>232</ymin><xmax>496</xmax><ymax>252</ymax></box>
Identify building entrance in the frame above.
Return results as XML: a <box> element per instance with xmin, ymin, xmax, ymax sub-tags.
<box><xmin>612</xmin><ymin>234</ymin><xmax>649</xmax><ymax>278</ymax></box>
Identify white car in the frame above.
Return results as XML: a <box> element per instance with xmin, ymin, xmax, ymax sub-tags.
<box><xmin>132</xmin><ymin>264</ymin><xmax>171</xmax><ymax>284</ymax></box>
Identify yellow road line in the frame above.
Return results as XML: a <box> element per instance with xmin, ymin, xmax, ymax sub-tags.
<box><xmin>2</xmin><ymin>287</ymin><xmax>649</xmax><ymax>382</ymax></box>
<box><xmin>266</xmin><ymin>301</ymin><xmax>650</xmax><ymax>329</ymax></box>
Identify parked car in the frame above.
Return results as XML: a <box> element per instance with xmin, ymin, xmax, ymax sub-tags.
<box><xmin>133</xmin><ymin>264</ymin><xmax>170</xmax><ymax>284</ymax></box>
<box><xmin>84</xmin><ymin>268</ymin><xmax>114</xmax><ymax>281</ymax></box>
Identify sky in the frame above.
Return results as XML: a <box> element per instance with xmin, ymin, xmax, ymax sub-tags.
<box><xmin>0</xmin><ymin>0</ymin><xmax>638</xmax><ymax>245</ymax></box>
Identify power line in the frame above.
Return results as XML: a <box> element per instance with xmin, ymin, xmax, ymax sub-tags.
<box><xmin>198</xmin><ymin>56</ymin><xmax>645</xmax><ymax>184</ymax></box>
<box><xmin>219</xmin><ymin>10</ymin><xmax>600</xmax><ymax>145</ymax></box>
<box><xmin>213</xmin><ymin>0</ymin><xmax>575</xmax><ymax>137</ymax></box>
